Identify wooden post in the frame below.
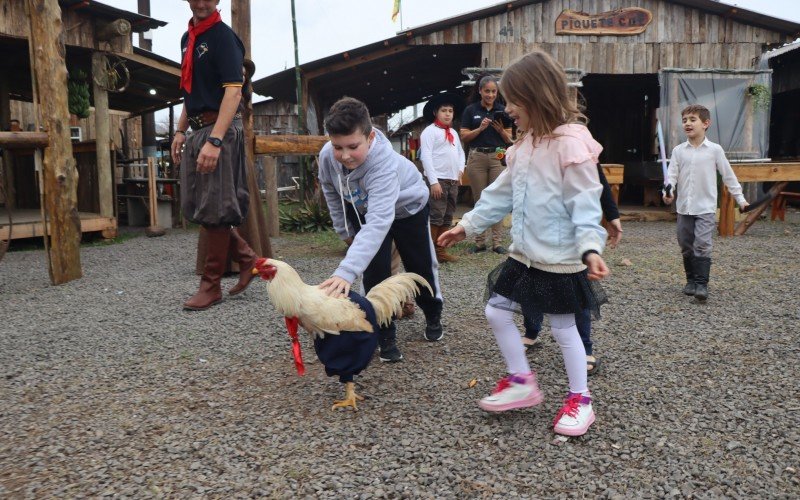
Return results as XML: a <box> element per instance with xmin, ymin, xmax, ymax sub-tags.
<box><xmin>92</xmin><ymin>52</ymin><xmax>114</xmax><ymax>220</ymax></box>
<box><xmin>0</xmin><ymin>72</ymin><xmax>15</xmax><ymax>209</ymax></box>
<box><xmin>27</xmin><ymin>0</ymin><xmax>82</xmax><ymax>284</ymax></box>
<box><xmin>145</xmin><ymin>157</ymin><xmax>165</xmax><ymax>237</ymax></box>
<box><xmin>262</xmin><ymin>156</ymin><xmax>279</xmax><ymax>236</ymax></box>
<box><xmin>231</xmin><ymin>0</ymin><xmax>272</xmax><ymax>259</ymax></box>
<box><xmin>718</xmin><ymin>186</ymin><xmax>735</xmax><ymax>237</ymax></box>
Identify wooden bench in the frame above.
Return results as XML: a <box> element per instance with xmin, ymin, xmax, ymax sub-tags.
<box><xmin>770</xmin><ymin>191</ymin><xmax>800</xmax><ymax>221</ymax></box>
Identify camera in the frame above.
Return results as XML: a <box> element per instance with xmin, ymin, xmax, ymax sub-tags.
<box><xmin>491</xmin><ymin>110</ymin><xmax>507</xmax><ymax>122</ymax></box>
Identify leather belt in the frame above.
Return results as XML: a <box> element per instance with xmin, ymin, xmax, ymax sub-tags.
<box><xmin>471</xmin><ymin>147</ymin><xmax>497</xmax><ymax>153</ymax></box>
<box><xmin>187</xmin><ymin>111</ymin><xmax>241</xmax><ymax>130</ymax></box>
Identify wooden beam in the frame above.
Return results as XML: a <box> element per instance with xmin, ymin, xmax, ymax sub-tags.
<box><xmin>304</xmin><ymin>44</ymin><xmax>413</xmax><ymax>80</ymax></box>
<box><xmin>27</xmin><ymin>0</ymin><xmax>82</xmax><ymax>283</ymax></box>
<box><xmin>96</xmin><ymin>19</ymin><xmax>132</xmax><ymax>41</ymax></box>
<box><xmin>92</xmin><ymin>52</ymin><xmax>114</xmax><ymax>219</ymax></box>
<box><xmin>731</xmin><ymin>163</ymin><xmax>800</xmax><ymax>182</ymax></box>
<box><xmin>0</xmin><ymin>132</ymin><xmax>49</xmax><ymax>149</ymax></box>
<box><xmin>255</xmin><ymin>134</ymin><xmax>329</xmax><ymax>155</ymax></box>
<box><xmin>112</xmin><ymin>51</ymin><xmax>181</xmax><ymax>78</ymax></box>
<box><xmin>601</xmin><ymin>163</ymin><xmax>624</xmax><ymax>185</ymax></box>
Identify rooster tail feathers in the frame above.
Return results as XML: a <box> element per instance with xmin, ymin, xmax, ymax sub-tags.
<box><xmin>365</xmin><ymin>273</ymin><xmax>433</xmax><ymax>327</ymax></box>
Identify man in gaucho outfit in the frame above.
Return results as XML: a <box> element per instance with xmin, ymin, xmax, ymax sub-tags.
<box><xmin>171</xmin><ymin>0</ymin><xmax>257</xmax><ymax>310</ymax></box>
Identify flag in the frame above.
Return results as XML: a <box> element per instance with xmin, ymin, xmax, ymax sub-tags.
<box><xmin>391</xmin><ymin>0</ymin><xmax>401</xmax><ymax>22</ymax></box>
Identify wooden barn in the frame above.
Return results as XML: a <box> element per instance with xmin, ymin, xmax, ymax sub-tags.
<box><xmin>253</xmin><ymin>0</ymin><xmax>800</xmax><ymax>205</ymax></box>
<box><xmin>0</xmin><ymin>0</ymin><xmax>182</xmax><ymax>241</ymax></box>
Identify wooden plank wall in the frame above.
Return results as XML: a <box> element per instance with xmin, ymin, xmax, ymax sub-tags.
<box><xmin>410</xmin><ymin>0</ymin><xmax>787</xmax><ymax>72</ymax></box>
<box><xmin>253</xmin><ymin>100</ymin><xmax>299</xmax><ymax>135</ymax></box>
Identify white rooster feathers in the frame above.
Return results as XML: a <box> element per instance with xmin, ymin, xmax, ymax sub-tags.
<box><xmin>261</xmin><ymin>259</ymin><xmax>432</xmax><ymax>337</ymax></box>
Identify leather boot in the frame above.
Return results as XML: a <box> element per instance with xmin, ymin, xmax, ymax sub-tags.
<box><xmin>693</xmin><ymin>257</ymin><xmax>711</xmax><ymax>302</ymax></box>
<box><xmin>433</xmin><ymin>225</ymin><xmax>458</xmax><ymax>263</ymax></box>
<box><xmin>228</xmin><ymin>228</ymin><xmax>259</xmax><ymax>296</ymax></box>
<box><xmin>682</xmin><ymin>255</ymin><xmax>696</xmax><ymax>296</ymax></box>
<box><xmin>184</xmin><ymin>227</ymin><xmax>230</xmax><ymax>311</ymax></box>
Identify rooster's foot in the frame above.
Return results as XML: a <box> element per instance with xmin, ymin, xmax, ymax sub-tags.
<box><xmin>331</xmin><ymin>381</ymin><xmax>364</xmax><ymax>410</ymax></box>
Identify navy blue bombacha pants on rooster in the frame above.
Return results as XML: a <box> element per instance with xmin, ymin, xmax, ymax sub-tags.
<box><xmin>313</xmin><ymin>292</ymin><xmax>381</xmax><ymax>383</ymax></box>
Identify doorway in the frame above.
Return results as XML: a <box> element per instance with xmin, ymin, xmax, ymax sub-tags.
<box><xmin>580</xmin><ymin>74</ymin><xmax>660</xmax><ymax>204</ymax></box>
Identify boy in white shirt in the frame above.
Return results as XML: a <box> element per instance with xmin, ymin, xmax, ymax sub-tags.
<box><xmin>420</xmin><ymin>93</ymin><xmax>466</xmax><ymax>263</ymax></box>
<box><xmin>663</xmin><ymin>104</ymin><xmax>748</xmax><ymax>301</ymax></box>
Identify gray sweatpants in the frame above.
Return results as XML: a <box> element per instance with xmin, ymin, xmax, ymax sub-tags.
<box><xmin>676</xmin><ymin>213</ymin><xmax>715</xmax><ymax>258</ymax></box>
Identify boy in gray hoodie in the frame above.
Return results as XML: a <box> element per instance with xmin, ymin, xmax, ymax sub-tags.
<box><xmin>318</xmin><ymin>97</ymin><xmax>444</xmax><ymax>362</ymax></box>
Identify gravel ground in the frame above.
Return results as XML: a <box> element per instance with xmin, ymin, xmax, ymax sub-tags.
<box><xmin>1</xmin><ymin>216</ymin><xmax>799</xmax><ymax>498</ymax></box>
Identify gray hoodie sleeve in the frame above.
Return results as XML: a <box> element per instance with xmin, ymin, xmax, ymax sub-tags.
<box><xmin>333</xmin><ymin>168</ymin><xmax>399</xmax><ymax>284</ymax></box>
<box><xmin>318</xmin><ymin>144</ymin><xmax>351</xmax><ymax>240</ymax></box>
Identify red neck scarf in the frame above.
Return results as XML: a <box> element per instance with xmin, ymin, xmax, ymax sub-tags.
<box><xmin>434</xmin><ymin>119</ymin><xmax>455</xmax><ymax>145</ymax></box>
<box><xmin>180</xmin><ymin>10</ymin><xmax>222</xmax><ymax>94</ymax></box>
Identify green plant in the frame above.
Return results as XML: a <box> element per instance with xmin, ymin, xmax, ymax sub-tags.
<box><xmin>746</xmin><ymin>83</ymin><xmax>771</xmax><ymax>112</ymax></box>
<box><xmin>68</xmin><ymin>70</ymin><xmax>91</xmax><ymax>119</ymax></box>
<box><xmin>279</xmin><ymin>199</ymin><xmax>332</xmax><ymax>232</ymax></box>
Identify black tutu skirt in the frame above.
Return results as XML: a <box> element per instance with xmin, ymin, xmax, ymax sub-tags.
<box><xmin>484</xmin><ymin>258</ymin><xmax>607</xmax><ymax>319</ymax></box>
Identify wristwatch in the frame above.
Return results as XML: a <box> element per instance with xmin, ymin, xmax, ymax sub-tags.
<box><xmin>206</xmin><ymin>137</ymin><xmax>223</xmax><ymax>148</ymax></box>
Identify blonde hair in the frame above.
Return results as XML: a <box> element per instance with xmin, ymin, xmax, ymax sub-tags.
<box><xmin>499</xmin><ymin>50</ymin><xmax>585</xmax><ymax>141</ymax></box>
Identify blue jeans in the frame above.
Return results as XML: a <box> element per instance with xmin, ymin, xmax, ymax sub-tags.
<box><xmin>523</xmin><ymin>309</ymin><xmax>593</xmax><ymax>355</ymax></box>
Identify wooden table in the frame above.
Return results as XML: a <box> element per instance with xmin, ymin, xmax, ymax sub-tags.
<box><xmin>719</xmin><ymin>163</ymin><xmax>800</xmax><ymax>236</ymax></box>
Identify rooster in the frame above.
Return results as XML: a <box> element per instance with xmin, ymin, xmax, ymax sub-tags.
<box><xmin>253</xmin><ymin>258</ymin><xmax>432</xmax><ymax>410</ymax></box>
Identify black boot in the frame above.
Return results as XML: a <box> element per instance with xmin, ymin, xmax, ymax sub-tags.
<box><xmin>682</xmin><ymin>255</ymin><xmax>696</xmax><ymax>296</ymax></box>
<box><xmin>693</xmin><ymin>257</ymin><xmax>711</xmax><ymax>302</ymax></box>
<box><xmin>378</xmin><ymin>324</ymin><xmax>403</xmax><ymax>363</ymax></box>
<box><xmin>424</xmin><ymin>311</ymin><xmax>443</xmax><ymax>342</ymax></box>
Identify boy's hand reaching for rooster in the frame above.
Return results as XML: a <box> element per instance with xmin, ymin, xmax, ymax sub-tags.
<box><xmin>438</xmin><ymin>225</ymin><xmax>466</xmax><ymax>248</ymax></box>
<box><xmin>319</xmin><ymin>276</ymin><xmax>351</xmax><ymax>297</ymax></box>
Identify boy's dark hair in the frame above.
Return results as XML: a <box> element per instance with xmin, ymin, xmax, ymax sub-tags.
<box><xmin>435</xmin><ymin>101</ymin><xmax>455</xmax><ymax>113</ymax></box>
<box><xmin>681</xmin><ymin>104</ymin><xmax>711</xmax><ymax>122</ymax></box>
<box><xmin>324</xmin><ymin>97</ymin><xmax>373</xmax><ymax>136</ymax></box>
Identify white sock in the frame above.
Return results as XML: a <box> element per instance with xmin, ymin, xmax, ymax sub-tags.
<box><xmin>550</xmin><ymin>313</ymin><xmax>589</xmax><ymax>396</ymax></box>
<box><xmin>485</xmin><ymin>303</ymin><xmax>530</xmax><ymax>375</ymax></box>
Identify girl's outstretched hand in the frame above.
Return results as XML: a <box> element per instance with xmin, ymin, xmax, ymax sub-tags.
<box><xmin>438</xmin><ymin>225</ymin><xmax>466</xmax><ymax>248</ymax></box>
<box><xmin>585</xmin><ymin>253</ymin><xmax>610</xmax><ymax>281</ymax></box>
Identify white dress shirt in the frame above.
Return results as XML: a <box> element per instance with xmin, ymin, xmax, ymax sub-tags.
<box><xmin>666</xmin><ymin>138</ymin><xmax>747</xmax><ymax>215</ymax></box>
<box><xmin>419</xmin><ymin>123</ymin><xmax>465</xmax><ymax>183</ymax></box>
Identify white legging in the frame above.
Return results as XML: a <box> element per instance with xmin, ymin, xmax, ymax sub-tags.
<box><xmin>485</xmin><ymin>303</ymin><xmax>589</xmax><ymax>395</ymax></box>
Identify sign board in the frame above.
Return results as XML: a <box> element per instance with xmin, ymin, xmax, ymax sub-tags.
<box><xmin>556</xmin><ymin>8</ymin><xmax>653</xmax><ymax>36</ymax></box>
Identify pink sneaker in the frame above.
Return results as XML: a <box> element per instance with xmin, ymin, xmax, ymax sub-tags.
<box><xmin>478</xmin><ymin>373</ymin><xmax>544</xmax><ymax>412</ymax></box>
<box><xmin>553</xmin><ymin>393</ymin><xmax>595</xmax><ymax>436</ymax></box>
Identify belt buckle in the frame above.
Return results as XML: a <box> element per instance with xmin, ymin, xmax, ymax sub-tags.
<box><xmin>189</xmin><ymin>114</ymin><xmax>206</xmax><ymax>130</ymax></box>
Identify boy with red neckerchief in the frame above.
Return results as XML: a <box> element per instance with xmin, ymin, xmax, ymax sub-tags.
<box><xmin>419</xmin><ymin>93</ymin><xmax>465</xmax><ymax>263</ymax></box>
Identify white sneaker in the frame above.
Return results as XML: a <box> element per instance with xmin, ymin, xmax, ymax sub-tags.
<box><xmin>553</xmin><ymin>393</ymin><xmax>595</xmax><ymax>436</ymax></box>
<box><xmin>478</xmin><ymin>373</ymin><xmax>544</xmax><ymax>412</ymax></box>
